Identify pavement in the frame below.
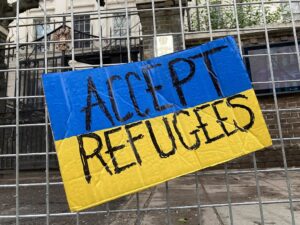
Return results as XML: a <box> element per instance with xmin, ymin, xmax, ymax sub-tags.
<box><xmin>0</xmin><ymin>168</ymin><xmax>299</xmax><ymax>225</ymax></box>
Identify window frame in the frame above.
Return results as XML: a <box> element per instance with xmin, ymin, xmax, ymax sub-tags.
<box><xmin>34</xmin><ymin>18</ymin><xmax>51</xmax><ymax>40</ymax></box>
<box><xmin>33</xmin><ymin>18</ymin><xmax>52</xmax><ymax>52</ymax></box>
<box><xmin>74</xmin><ymin>15</ymin><xmax>91</xmax><ymax>49</ymax></box>
<box><xmin>244</xmin><ymin>42</ymin><xmax>300</xmax><ymax>96</ymax></box>
<box><xmin>113</xmin><ymin>13</ymin><xmax>130</xmax><ymax>37</ymax></box>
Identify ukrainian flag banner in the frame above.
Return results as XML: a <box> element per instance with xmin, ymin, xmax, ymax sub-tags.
<box><xmin>42</xmin><ymin>36</ymin><xmax>272</xmax><ymax>212</ymax></box>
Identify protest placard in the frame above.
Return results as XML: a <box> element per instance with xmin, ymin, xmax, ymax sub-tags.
<box><xmin>42</xmin><ymin>36</ymin><xmax>272</xmax><ymax>211</ymax></box>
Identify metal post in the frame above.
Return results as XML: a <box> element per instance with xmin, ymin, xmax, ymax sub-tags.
<box><xmin>15</xmin><ymin>1</ymin><xmax>20</xmax><ymax>224</ymax></box>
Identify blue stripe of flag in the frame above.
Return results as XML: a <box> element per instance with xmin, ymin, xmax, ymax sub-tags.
<box><xmin>42</xmin><ymin>36</ymin><xmax>252</xmax><ymax>141</ymax></box>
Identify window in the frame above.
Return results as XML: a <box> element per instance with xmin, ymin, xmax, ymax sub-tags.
<box><xmin>34</xmin><ymin>19</ymin><xmax>52</xmax><ymax>51</ymax></box>
<box><xmin>113</xmin><ymin>14</ymin><xmax>129</xmax><ymax>37</ymax></box>
<box><xmin>74</xmin><ymin>15</ymin><xmax>90</xmax><ymax>48</ymax></box>
<box><xmin>245</xmin><ymin>43</ymin><xmax>300</xmax><ymax>95</ymax></box>
<box><xmin>34</xmin><ymin>19</ymin><xmax>51</xmax><ymax>39</ymax></box>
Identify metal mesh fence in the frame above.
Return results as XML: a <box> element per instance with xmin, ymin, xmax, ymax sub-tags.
<box><xmin>0</xmin><ymin>0</ymin><xmax>299</xmax><ymax>224</ymax></box>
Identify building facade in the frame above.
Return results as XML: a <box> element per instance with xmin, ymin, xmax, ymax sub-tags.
<box><xmin>0</xmin><ymin>0</ymin><xmax>299</xmax><ymax>170</ymax></box>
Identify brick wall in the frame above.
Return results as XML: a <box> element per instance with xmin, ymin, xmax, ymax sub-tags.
<box><xmin>221</xmin><ymin>31</ymin><xmax>300</xmax><ymax>169</ymax></box>
<box><xmin>139</xmin><ymin>20</ymin><xmax>300</xmax><ymax>168</ymax></box>
<box><xmin>224</xmin><ymin>93</ymin><xmax>300</xmax><ymax>169</ymax></box>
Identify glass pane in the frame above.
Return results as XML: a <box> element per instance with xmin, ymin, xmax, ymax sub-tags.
<box><xmin>246</xmin><ymin>44</ymin><xmax>300</xmax><ymax>93</ymax></box>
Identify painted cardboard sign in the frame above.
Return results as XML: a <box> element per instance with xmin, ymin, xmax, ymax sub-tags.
<box><xmin>42</xmin><ymin>36</ymin><xmax>272</xmax><ymax>212</ymax></box>
<box><xmin>156</xmin><ymin>35</ymin><xmax>174</xmax><ymax>56</ymax></box>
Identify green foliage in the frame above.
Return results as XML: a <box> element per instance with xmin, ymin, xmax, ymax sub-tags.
<box><xmin>187</xmin><ymin>0</ymin><xmax>291</xmax><ymax>31</ymax></box>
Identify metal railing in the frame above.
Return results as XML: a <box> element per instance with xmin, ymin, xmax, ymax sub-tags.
<box><xmin>0</xmin><ymin>0</ymin><xmax>299</xmax><ymax>224</ymax></box>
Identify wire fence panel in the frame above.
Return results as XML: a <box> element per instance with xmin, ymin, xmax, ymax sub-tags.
<box><xmin>0</xmin><ymin>0</ymin><xmax>299</xmax><ymax>224</ymax></box>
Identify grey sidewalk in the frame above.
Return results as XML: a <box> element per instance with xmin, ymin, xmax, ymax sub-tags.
<box><xmin>0</xmin><ymin>169</ymin><xmax>299</xmax><ymax>225</ymax></box>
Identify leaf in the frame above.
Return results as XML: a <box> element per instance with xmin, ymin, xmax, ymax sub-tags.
<box><xmin>178</xmin><ymin>217</ymin><xmax>188</xmax><ymax>223</ymax></box>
